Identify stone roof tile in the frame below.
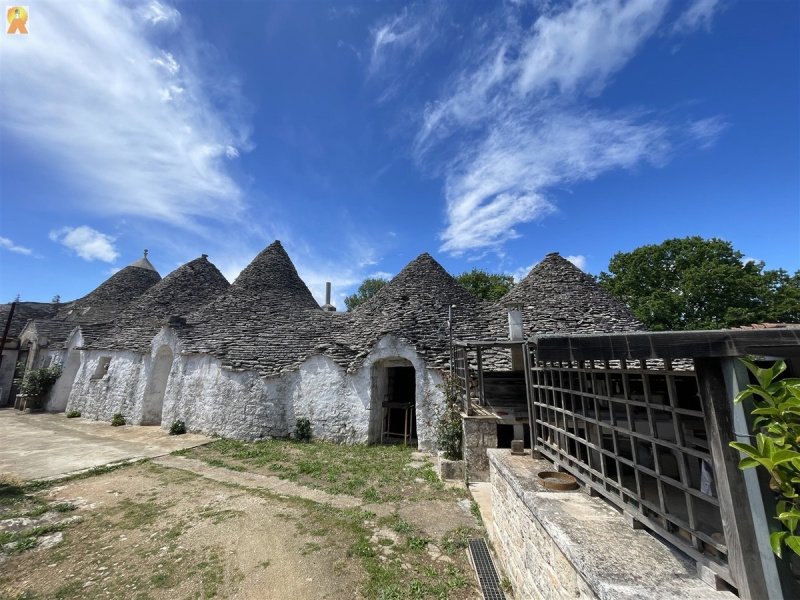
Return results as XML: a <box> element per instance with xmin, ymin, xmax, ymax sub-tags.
<box><xmin>499</xmin><ymin>252</ymin><xmax>643</xmax><ymax>336</ymax></box>
<box><xmin>87</xmin><ymin>255</ymin><xmax>230</xmax><ymax>351</ymax></box>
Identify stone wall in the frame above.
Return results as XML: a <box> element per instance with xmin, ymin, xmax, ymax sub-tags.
<box><xmin>65</xmin><ymin>330</ymin><xmax>446</xmax><ymax>450</ymax></box>
<box><xmin>462</xmin><ymin>416</ymin><xmax>498</xmax><ymax>481</ymax></box>
<box><xmin>67</xmin><ymin>349</ymin><xmax>148</xmax><ymax>422</ymax></box>
<box><xmin>487</xmin><ymin>449</ymin><xmax>737</xmax><ymax>600</ymax></box>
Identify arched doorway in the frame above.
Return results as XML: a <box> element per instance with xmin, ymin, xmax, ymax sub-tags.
<box><xmin>142</xmin><ymin>346</ymin><xmax>172</xmax><ymax>426</ymax></box>
<box><xmin>49</xmin><ymin>350</ymin><xmax>80</xmax><ymax>412</ymax></box>
<box><xmin>370</xmin><ymin>358</ymin><xmax>416</xmax><ymax>444</ymax></box>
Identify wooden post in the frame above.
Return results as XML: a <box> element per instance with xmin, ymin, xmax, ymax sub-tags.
<box><xmin>724</xmin><ymin>358</ymin><xmax>786</xmax><ymax>600</ymax></box>
<box><xmin>476</xmin><ymin>347</ymin><xmax>485</xmax><ymax>407</ymax></box>
<box><xmin>695</xmin><ymin>357</ymin><xmax>770</xmax><ymax>600</ymax></box>
<box><xmin>523</xmin><ymin>342</ymin><xmax>538</xmax><ymax>457</ymax></box>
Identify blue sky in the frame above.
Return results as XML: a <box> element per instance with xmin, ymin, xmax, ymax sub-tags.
<box><xmin>1</xmin><ymin>0</ymin><xmax>798</xmax><ymax>307</ymax></box>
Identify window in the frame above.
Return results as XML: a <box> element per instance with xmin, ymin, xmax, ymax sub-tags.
<box><xmin>92</xmin><ymin>357</ymin><xmax>111</xmax><ymax>379</ymax></box>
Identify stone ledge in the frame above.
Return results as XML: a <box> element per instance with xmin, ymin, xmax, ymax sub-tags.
<box><xmin>487</xmin><ymin>449</ymin><xmax>736</xmax><ymax>600</ymax></box>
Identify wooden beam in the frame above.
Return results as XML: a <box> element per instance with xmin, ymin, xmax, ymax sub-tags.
<box><xmin>695</xmin><ymin>357</ymin><xmax>770</xmax><ymax>600</ymax></box>
<box><xmin>532</xmin><ymin>329</ymin><xmax>800</xmax><ymax>363</ymax></box>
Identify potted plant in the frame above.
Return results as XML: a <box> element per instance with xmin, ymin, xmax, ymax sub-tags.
<box><xmin>18</xmin><ymin>365</ymin><xmax>62</xmax><ymax>411</ymax></box>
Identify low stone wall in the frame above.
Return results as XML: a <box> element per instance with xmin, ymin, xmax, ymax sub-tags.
<box><xmin>462</xmin><ymin>415</ymin><xmax>497</xmax><ymax>481</ymax></box>
<box><xmin>487</xmin><ymin>449</ymin><xmax>737</xmax><ymax>600</ymax></box>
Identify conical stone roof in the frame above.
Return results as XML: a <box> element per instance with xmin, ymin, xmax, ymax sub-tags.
<box><xmin>0</xmin><ymin>302</ymin><xmax>61</xmax><ymax>338</ymax></box>
<box><xmin>90</xmin><ymin>255</ymin><xmax>230</xmax><ymax>350</ymax></box>
<box><xmin>347</xmin><ymin>253</ymin><xmax>494</xmax><ymax>368</ymax></box>
<box><xmin>178</xmin><ymin>241</ymin><xmax>350</xmax><ymax>377</ymax></box>
<box><xmin>56</xmin><ymin>259</ymin><xmax>162</xmax><ymax>325</ymax></box>
<box><xmin>228</xmin><ymin>241</ymin><xmax>319</xmax><ymax>309</ymax></box>
<box><xmin>500</xmin><ymin>252</ymin><xmax>643</xmax><ymax>336</ymax></box>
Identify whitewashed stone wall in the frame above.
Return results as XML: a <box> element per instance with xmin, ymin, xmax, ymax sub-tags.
<box><xmin>45</xmin><ymin>330</ymin><xmax>84</xmax><ymax>412</ymax></box>
<box><xmin>67</xmin><ymin>349</ymin><xmax>148</xmax><ymax>422</ymax></box>
<box><xmin>65</xmin><ymin>330</ymin><xmax>445</xmax><ymax>450</ymax></box>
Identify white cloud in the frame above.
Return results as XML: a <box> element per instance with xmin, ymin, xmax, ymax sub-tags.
<box><xmin>137</xmin><ymin>0</ymin><xmax>180</xmax><ymax>26</ymax></box>
<box><xmin>0</xmin><ymin>0</ymin><xmax>249</xmax><ymax>230</ymax></box>
<box><xmin>512</xmin><ymin>262</ymin><xmax>536</xmax><ymax>282</ymax></box>
<box><xmin>438</xmin><ymin>108</ymin><xmax>670</xmax><ymax>254</ymax></box>
<box><xmin>49</xmin><ymin>226</ymin><xmax>120</xmax><ymax>263</ymax></box>
<box><xmin>369</xmin><ymin>271</ymin><xmax>393</xmax><ymax>280</ymax></box>
<box><xmin>672</xmin><ymin>0</ymin><xmax>722</xmax><ymax>35</ymax></box>
<box><xmin>565</xmin><ymin>254</ymin><xmax>588</xmax><ymax>271</ymax></box>
<box><xmin>516</xmin><ymin>0</ymin><xmax>668</xmax><ymax>96</ymax></box>
<box><xmin>688</xmin><ymin>115</ymin><xmax>728</xmax><ymax>149</ymax></box>
<box><xmin>412</xmin><ymin>0</ymin><xmax>723</xmax><ymax>256</ymax></box>
<box><xmin>0</xmin><ymin>237</ymin><xmax>33</xmax><ymax>255</ymax></box>
<box><xmin>368</xmin><ymin>5</ymin><xmax>443</xmax><ymax>76</ymax></box>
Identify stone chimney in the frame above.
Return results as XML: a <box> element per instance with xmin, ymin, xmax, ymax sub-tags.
<box><xmin>505</xmin><ymin>302</ymin><xmax>524</xmax><ymax>370</ymax></box>
<box><xmin>321</xmin><ymin>282</ymin><xmax>336</xmax><ymax>312</ymax></box>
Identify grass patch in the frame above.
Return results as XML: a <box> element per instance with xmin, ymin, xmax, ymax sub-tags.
<box><xmin>300</xmin><ymin>541</ymin><xmax>321</xmax><ymax>555</ymax></box>
<box><xmin>203</xmin><ymin>458</ymin><xmax>246</xmax><ymax>472</ymax></box>
<box><xmin>184</xmin><ymin>439</ymin><xmax>466</xmax><ymax>503</ymax></box>
<box><xmin>197</xmin><ymin>508</ymin><xmax>243</xmax><ymax>524</ymax></box>
<box><xmin>111</xmin><ymin>499</ymin><xmax>168</xmax><ymax>529</ymax></box>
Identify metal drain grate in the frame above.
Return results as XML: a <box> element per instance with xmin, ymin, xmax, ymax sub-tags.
<box><xmin>468</xmin><ymin>538</ymin><xmax>507</xmax><ymax>600</ymax></box>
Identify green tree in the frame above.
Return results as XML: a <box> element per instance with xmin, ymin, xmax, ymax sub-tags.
<box><xmin>344</xmin><ymin>278</ymin><xmax>388</xmax><ymax>311</ymax></box>
<box><xmin>455</xmin><ymin>268</ymin><xmax>514</xmax><ymax>302</ymax></box>
<box><xmin>598</xmin><ymin>237</ymin><xmax>793</xmax><ymax>330</ymax></box>
<box><xmin>765</xmin><ymin>269</ymin><xmax>800</xmax><ymax>323</ymax></box>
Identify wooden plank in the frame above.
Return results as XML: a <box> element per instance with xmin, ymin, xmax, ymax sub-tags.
<box><xmin>531</xmin><ymin>329</ymin><xmax>800</xmax><ymax>362</ymax></box>
<box><xmin>476</xmin><ymin>347</ymin><xmax>485</xmax><ymax>407</ymax></box>
<box><xmin>694</xmin><ymin>358</ymin><xmax>769</xmax><ymax>600</ymax></box>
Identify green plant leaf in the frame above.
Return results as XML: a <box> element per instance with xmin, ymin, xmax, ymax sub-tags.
<box><xmin>770</xmin><ymin>531</ymin><xmax>788</xmax><ymax>557</ymax></box>
<box><xmin>730</xmin><ymin>442</ymin><xmax>760</xmax><ymax>459</ymax></box>
<box><xmin>785</xmin><ymin>535</ymin><xmax>800</xmax><ymax>557</ymax></box>
<box><xmin>738</xmin><ymin>457</ymin><xmax>760</xmax><ymax>470</ymax></box>
<box><xmin>773</xmin><ymin>450</ymin><xmax>800</xmax><ymax>466</ymax></box>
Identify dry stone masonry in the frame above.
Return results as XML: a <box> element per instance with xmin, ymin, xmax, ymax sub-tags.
<box><xmin>3</xmin><ymin>242</ymin><xmax>641</xmax><ymax>450</ymax></box>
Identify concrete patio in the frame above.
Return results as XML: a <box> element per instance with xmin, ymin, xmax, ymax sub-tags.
<box><xmin>0</xmin><ymin>408</ymin><xmax>210</xmax><ymax>480</ymax></box>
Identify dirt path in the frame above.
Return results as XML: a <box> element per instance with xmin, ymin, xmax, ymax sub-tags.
<box><xmin>1</xmin><ymin>455</ymin><xmax>484</xmax><ymax>599</ymax></box>
<box><xmin>153</xmin><ymin>455</ymin><xmax>362</xmax><ymax>509</ymax></box>
<box><xmin>1</xmin><ymin>463</ymin><xmax>365</xmax><ymax>600</ymax></box>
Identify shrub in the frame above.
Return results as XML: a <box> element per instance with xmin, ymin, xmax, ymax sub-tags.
<box><xmin>19</xmin><ymin>365</ymin><xmax>62</xmax><ymax>407</ymax></box>
<box><xmin>170</xmin><ymin>420</ymin><xmax>187</xmax><ymax>435</ymax></box>
<box><xmin>111</xmin><ymin>413</ymin><xmax>126</xmax><ymax>427</ymax></box>
<box><xmin>730</xmin><ymin>358</ymin><xmax>800</xmax><ymax>558</ymax></box>
<box><xmin>66</xmin><ymin>410</ymin><xmax>81</xmax><ymax>418</ymax></box>
<box><xmin>436</xmin><ymin>379</ymin><xmax>463</xmax><ymax>461</ymax></box>
<box><xmin>295</xmin><ymin>417</ymin><xmax>312</xmax><ymax>442</ymax></box>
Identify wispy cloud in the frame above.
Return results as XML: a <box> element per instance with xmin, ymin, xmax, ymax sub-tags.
<box><xmin>0</xmin><ymin>0</ymin><xmax>249</xmax><ymax>230</ymax></box>
<box><xmin>409</xmin><ymin>0</ymin><xmax>724</xmax><ymax>256</ymax></box>
<box><xmin>516</xmin><ymin>0</ymin><xmax>668</xmax><ymax>96</ymax></box>
<box><xmin>368</xmin><ymin>4</ymin><xmax>444</xmax><ymax>77</ymax></box>
<box><xmin>49</xmin><ymin>226</ymin><xmax>120</xmax><ymax>263</ymax></box>
<box><xmin>512</xmin><ymin>262</ymin><xmax>536</xmax><ymax>283</ymax></box>
<box><xmin>688</xmin><ymin>115</ymin><xmax>728</xmax><ymax>149</ymax></box>
<box><xmin>0</xmin><ymin>237</ymin><xmax>32</xmax><ymax>255</ymax></box>
<box><xmin>136</xmin><ymin>0</ymin><xmax>180</xmax><ymax>27</ymax></box>
<box><xmin>672</xmin><ymin>0</ymin><xmax>723</xmax><ymax>35</ymax></box>
<box><xmin>565</xmin><ymin>254</ymin><xmax>588</xmax><ymax>271</ymax></box>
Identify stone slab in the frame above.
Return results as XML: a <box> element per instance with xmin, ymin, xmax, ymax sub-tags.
<box><xmin>0</xmin><ymin>408</ymin><xmax>210</xmax><ymax>480</ymax></box>
<box><xmin>487</xmin><ymin>449</ymin><xmax>737</xmax><ymax>600</ymax></box>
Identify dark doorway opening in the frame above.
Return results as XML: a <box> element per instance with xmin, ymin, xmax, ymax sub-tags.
<box><xmin>382</xmin><ymin>365</ymin><xmax>416</xmax><ymax>443</ymax></box>
<box><xmin>497</xmin><ymin>423</ymin><xmax>530</xmax><ymax>449</ymax></box>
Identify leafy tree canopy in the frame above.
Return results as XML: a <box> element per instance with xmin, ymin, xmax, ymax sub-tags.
<box><xmin>599</xmin><ymin>237</ymin><xmax>800</xmax><ymax>330</ymax></box>
<box><xmin>344</xmin><ymin>277</ymin><xmax>388</xmax><ymax>311</ymax></box>
<box><xmin>455</xmin><ymin>268</ymin><xmax>514</xmax><ymax>302</ymax></box>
